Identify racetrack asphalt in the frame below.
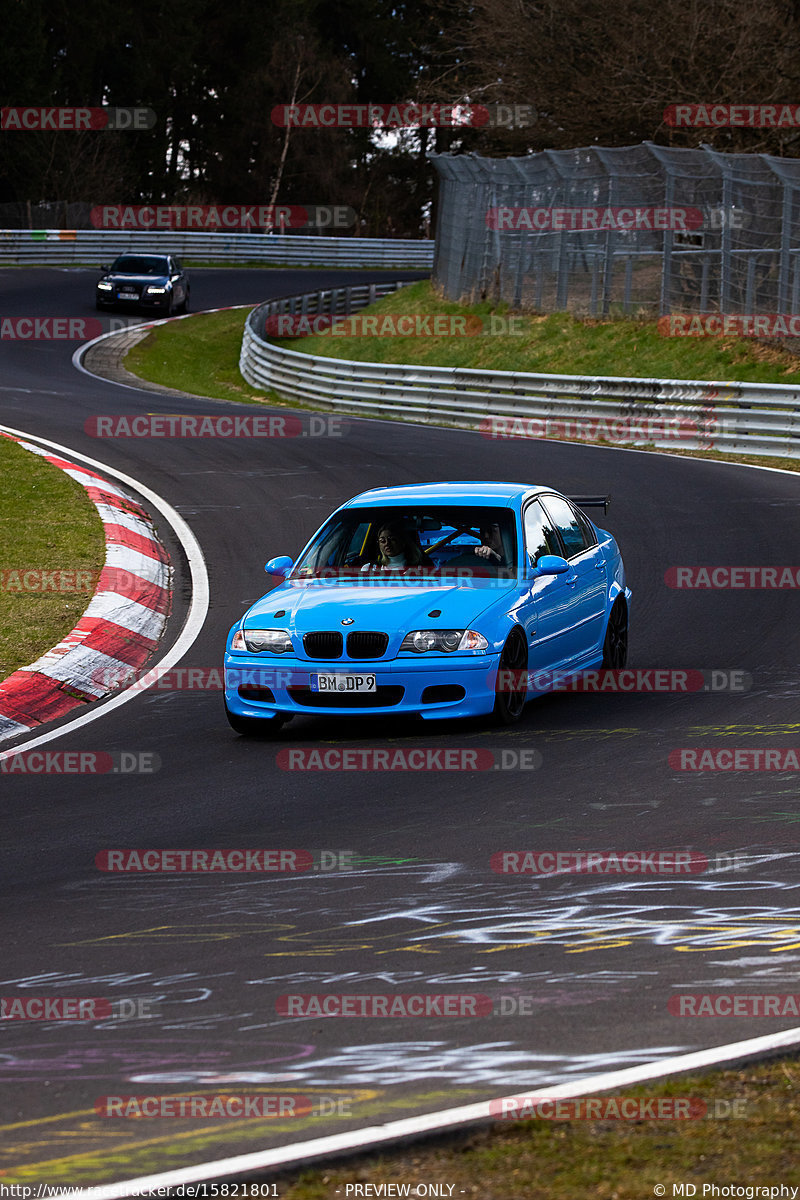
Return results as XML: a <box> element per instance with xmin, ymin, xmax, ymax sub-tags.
<box><xmin>2</xmin><ymin>266</ymin><xmax>800</xmax><ymax>1186</ymax></box>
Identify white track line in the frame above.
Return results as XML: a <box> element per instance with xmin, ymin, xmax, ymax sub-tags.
<box><xmin>45</xmin><ymin>1024</ymin><xmax>800</xmax><ymax>1199</ymax></box>
<box><xmin>0</xmin><ymin>424</ymin><xmax>209</xmax><ymax>758</ymax></box>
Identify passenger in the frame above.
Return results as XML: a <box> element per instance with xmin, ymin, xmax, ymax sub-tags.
<box><xmin>474</xmin><ymin>523</ymin><xmax>505</xmax><ymax>564</ymax></box>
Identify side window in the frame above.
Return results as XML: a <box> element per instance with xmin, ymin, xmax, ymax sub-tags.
<box><xmin>523</xmin><ymin>501</ymin><xmax>560</xmax><ymax>565</ymax></box>
<box><xmin>574</xmin><ymin>507</ymin><xmax>598</xmax><ymax>549</ymax></box>
<box><xmin>541</xmin><ymin>495</ymin><xmax>592</xmax><ymax>559</ymax></box>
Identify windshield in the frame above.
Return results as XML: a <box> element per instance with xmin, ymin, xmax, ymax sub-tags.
<box><xmin>293</xmin><ymin>505</ymin><xmax>518</xmax><ymax>581</ymax></box>
<box><xmin>110</xmin><ymin>255</ymin><xmax>170</xmax><ymax>275</ymax></box>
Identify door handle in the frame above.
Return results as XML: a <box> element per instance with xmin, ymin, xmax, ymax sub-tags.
<box><xmin>565</xmin><ymin>574</ymin><xmax>578</xmax><ymax>586</ymax></box>
<box><xmin>595</xmin><ymin>560</ymin><xmax>606</xmax><ymax>570</ymax></box>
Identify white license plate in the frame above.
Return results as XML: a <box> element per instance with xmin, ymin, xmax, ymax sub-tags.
<box><xmin>310</xmin><ymin>673</ymin><xmax>377</xmax><ymax>693</ymax></box>
<box><xmin>119</xmin><ymin>291</ymin><xmax>138</xmax><ymax>299</ymax></box>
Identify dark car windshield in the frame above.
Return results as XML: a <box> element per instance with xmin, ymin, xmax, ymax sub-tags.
<box><xmin>109</xmin><ymin>255</ymin><xmax>170</xmax><ymax>275</ymax></box>
<box><xmin>293</xmin><ymin>505</ymin><xmax>518</xmax><ymax>581</ymax></box>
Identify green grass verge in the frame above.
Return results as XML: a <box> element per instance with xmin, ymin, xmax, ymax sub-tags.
<box><xmin>0</xmin><ymin>436</ymin><xmax>106</xmax><ymax>680</ymax></box>
<box><xmin>272</xmin><ymin>280</ymin><xmax>800</xmax><ymax>382</ymax></box>
<box><xmin>124</xmin><ymin>283</ymin><xmax>800</xmax><ymax>475</ymax></box>
<box><xmin>125</xmin><ymin>308</ymin><xmax>270</xmax><ymax>405</ymax></box>
<box><xmin>268</xmin><ymin>1056</ymin><xmax>800</xmax><ymax>1199</ymax></box>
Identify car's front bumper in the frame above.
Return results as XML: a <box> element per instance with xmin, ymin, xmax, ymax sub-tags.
<box><xmin>223</xmin><ymin>651</ymin><xmax>502</xmax><ymax>720</ymax></box>
<box><xmin>96</xmin><ymin>291</ymin><xmax>171</xmax><ymax>311</ymax></box>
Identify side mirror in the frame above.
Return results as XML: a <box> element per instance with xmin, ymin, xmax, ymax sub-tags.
<box><xmin>265</xmin><ymin>555</ymin><xmax>294</xmax><ymax>578</ymax></box>
<box><xmin>533</xmin><ymin>554</ymin><xmax>570</xmax><ymax>576</ymax></box>
<box><xmin>100</xmin><ymin>264</ymin><xmax>110</xmax><ymax>272</ymax></box>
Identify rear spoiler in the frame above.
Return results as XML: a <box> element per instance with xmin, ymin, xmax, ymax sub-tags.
<box><xmin>568</xmin><ymin>494</ymin><xmax>611</xmax><ymax>514</ymax></box>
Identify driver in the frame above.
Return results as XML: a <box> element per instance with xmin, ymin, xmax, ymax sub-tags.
<box><xmin>363</xmin><ymin>520</ymin><xmax>433</xmax><ymax>571</ymax></box>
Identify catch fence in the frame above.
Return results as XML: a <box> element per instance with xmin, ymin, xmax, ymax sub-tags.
<box><xmin>430</xmin><ymin>143</ymin><xmax>800</xmax><ymax>320</ymax></box>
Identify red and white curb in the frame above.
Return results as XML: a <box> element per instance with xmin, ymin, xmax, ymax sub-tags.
<box><xmin>0</xmin><ymin>431</ymin><xmax>172</xmax><ymax>743</ymax></box>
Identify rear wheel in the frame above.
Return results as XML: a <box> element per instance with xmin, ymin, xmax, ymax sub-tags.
<box><xmin>602</xmin><ymin>597</ymin><xmax>628</xmax><ymax>668</ymax></box>
<box><xmin>224</xmin><ymin>701</ymin><xmax>289</xmax><ymax>737</ymax></box>
<box><xmin>493</xmin><ymin>628</ymin><xmax>529</xmax><ymax>725</ymax></box>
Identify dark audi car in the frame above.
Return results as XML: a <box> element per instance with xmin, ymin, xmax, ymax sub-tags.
<box><xmin>96</xmin><ymin>253</ymin><xmax>190</xmax><ymax>315</ymax></box>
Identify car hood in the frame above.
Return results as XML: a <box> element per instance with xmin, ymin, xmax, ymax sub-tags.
<box><xmin>103</xmin><ymin>273</ymin><xmax>169</xmax><ymax>285</ymax></box>
<box><xmin>243</xmin><ymin>578</ymin><xmax>511</xmax><ymax>650</ymax></box>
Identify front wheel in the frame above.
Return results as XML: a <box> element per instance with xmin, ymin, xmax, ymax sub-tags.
<box><xmin>225</xmin><ymin>701</ymin><xmax>289</xmax><ymax>737</ymax></box>
<box><xmin>602</xmin><ymin>597</ymin><xmax>628</xmax><ymax>668</ymax></box>
<box><xmin>493</xmin><ymin>628</ymin><xmax>529</xmax><ymax>725</ymax></box>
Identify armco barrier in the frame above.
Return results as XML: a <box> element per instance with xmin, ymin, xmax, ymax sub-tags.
<box><xmin>0</xmin><ymin>229</ymin><xmax>435</xmax><ymax>269</ymax></box>
<box><xmin>240</xmin><ymin>288</ymin><xmax>800</xmax><ymax>458</ymax></box>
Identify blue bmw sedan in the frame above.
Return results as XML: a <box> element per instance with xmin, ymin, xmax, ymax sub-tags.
<box><xmin>223</xmin><ymin>482</ymin><xmax>630</xmax><ymax>734</ymax></box>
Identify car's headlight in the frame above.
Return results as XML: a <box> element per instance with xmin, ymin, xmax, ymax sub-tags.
<box><xmin>145</xmin><ymin>286</ymin><xmax>167</xmax><ymax>294</ymax></box>
<box><xmin>232</xmin><ymin>628</ymin><xmax>292</xmax><ymax>653</ymax></box>
<box><xmin>97</xmin><ymin>282</ymin><xmax>113</xmax><ymax>291</ymax></box>
<box><xmin>399</xmin><ymin>629</ymin><xmax>488</xmax><ymax>653</ymax></box>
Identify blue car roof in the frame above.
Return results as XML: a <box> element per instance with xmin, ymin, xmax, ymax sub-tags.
<box><xmin>343</xmin><ymin>482</ymin><xmax>546</xmax><ymax>508</ymax></box>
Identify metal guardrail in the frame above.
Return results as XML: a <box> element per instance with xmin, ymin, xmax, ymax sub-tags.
<box><xmin>255</xmin><ymin>278</ymin><xmax>415</xmax><ymax>321</ymax></box>
<box><xmin>240</xmin><ymin>285</ymin><xmax>800</xmax><ymax>459</ymax></box>
<box><xmin>0</xmin><ymin>229</ymin><xmax>435</xmax><ymax>269</ymax></box>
